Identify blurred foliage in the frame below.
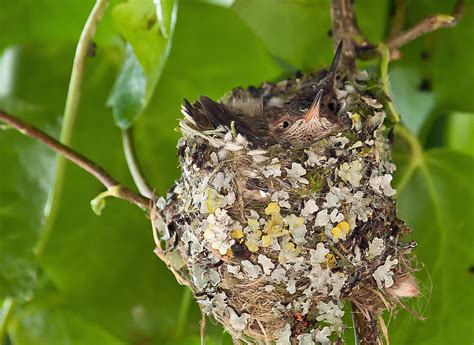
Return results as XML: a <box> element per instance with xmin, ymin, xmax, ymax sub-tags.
<box><xmin>0</xmin><ymin>0</ymin><xmax>473</xmax><ymax>344</ymax></box>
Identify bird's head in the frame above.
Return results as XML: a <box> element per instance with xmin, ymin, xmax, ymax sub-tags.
<box><xmin>268</xmin><ymin>89</ymin><xmax>340</xmax><ymax>145</ymax></box>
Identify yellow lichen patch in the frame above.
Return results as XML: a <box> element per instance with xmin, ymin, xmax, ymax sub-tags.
<box><xmin>245</xmin><ymin>240</ymin><xmax>259</xmax><ymax>252</ymax></box>
<box><xmin>325</xmin><ymin>253</ymin><xmax>336</xmax><ymax>268</ymax></box>
<box><xmin>261</xmin><ymin>235</ymin><xmax>272</xmax><ymax>247</ymax></box>
<box><xmin>206</xmin><ymin>188</ymin><xmax>225</xmax><ymax>213</ymax></box>
<box><xmin>245</xmin><ymin>230</ymin><xmax>262</xmax><ymax>252</ymax></box>
<box><xmin>262</xmin><ymin>211</ymin><xmax>287</xmax><ymax>248</ymax></box>
<box><xmin>278</xmin><ymin>241</ymin><xmax>300</xmax><ymax>264</ymax></box>
<box><xmin>265</xmin><ymin>202</ymin><xmax>280</xmax><ymax>216</ymax></box>
<box><xmin>230</xmin><ymin>229</ymin><xmax>244</xmax><ymax>239</ymax></box>
<box><xmin>203</xmin><ymin>227</ymin><xmax>213</xmax><ymax>241</ymax></box>
<box><xmin>247</xmin><ymin>218</ymin><xmax>260</xmax><ymax>231</ymax></box>
<box><xmin>331</xmin><ymin>221</ymin><xmax>351</xmax><ymax>242</ymax></box>
<box><xmin>338</xmin><ymin>221</ymin><xmax>350</xmax><ymax>233</ymax></box>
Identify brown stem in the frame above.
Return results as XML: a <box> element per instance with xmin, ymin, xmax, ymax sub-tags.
<box><xmin>381</xmin><ymin>0</ymin><xmax>463</xmax><ymax>60</ymax></box>
<box><xmin>387</xmin><ymin>14</ymin><xmax>458</xmax><ymax>51</ymax></box>
<box><xmin>352</xmin><ymin>304</ymin><xmax>381</xmax><ymax>345</ymax></box>
<box><xmin>0</xmin><ymin>111</ymin><xmax>151</xmax><ymax>211</ymax></box>
<box><xmin>330</xmin><ymin>0</ymin><xmax>371</xmax><ymax>70</ymax></box>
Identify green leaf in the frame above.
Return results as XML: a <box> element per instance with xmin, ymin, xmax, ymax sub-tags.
<box><xmin>107</xmin><ymin>45</ymin><xmax>146</xmax><ymax>128</ymax></box>
<box><xmin>0</xmin><ymin>46</ymin><xmax>67</xmax><ymax>301</ymax></box>
<box><xmin>232</xmin><ymin>0</ymin><xmax>332</xmax><ymax>70</ymax></box>
<box><xmin>445</xmin><ymin>112</ymin><xmax>474</xmax><ymax>156</ymax></box>
<box><xmin>391</xmin><ymin>143</ymin><xmax>474</xmax><ymax>344</ymax></box>
<box><xmin>90</xmin><ymin>187</ymin><xmax>123</xmax><ymax>216</ymax></box>
<box><xmin>0</xmin><ymin>0</ymin><xmax>118</xmax><ymax>50</ymax></box>
<box><xmin>390</xmin><ymin>67</ymin><xmax>436</xmax><ymax>135</ymax></box>
<box><xmin>10</xmin><ymin>296</ymin><xmax>123</xmax><ymax>345</ymax></box>
<box><xmin>107</xmin><ymin>0</ymin><xmax>178</xmax><ymax>128</ymax></box>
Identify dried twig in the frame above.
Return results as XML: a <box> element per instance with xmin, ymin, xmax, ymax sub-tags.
<box><xmin>352</xmin><ymin>304</ymin><xmax>380</xmax><ymax>345</ymax></box>
<box><xmin>0</xmin><ymin>111</ymin><xmax>151</xmax><ymax>211</ymax></box>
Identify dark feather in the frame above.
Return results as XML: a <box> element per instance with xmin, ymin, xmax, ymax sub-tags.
<box><xmin>182</xmin><ymin>98</ymin><xmax>212</xmax><ymax>129</ymax></box>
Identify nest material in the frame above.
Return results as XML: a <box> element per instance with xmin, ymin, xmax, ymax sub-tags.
<box><xmin>153</xmin><ymin>70</ymin><xmax>419</xmax><ymax>344</ymax></box>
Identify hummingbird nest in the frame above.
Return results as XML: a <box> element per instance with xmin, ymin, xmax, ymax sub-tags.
<box><xmin>152</xmin><ymin>49</ymin><xmax>419</xmax><ymax>344</ymax></box>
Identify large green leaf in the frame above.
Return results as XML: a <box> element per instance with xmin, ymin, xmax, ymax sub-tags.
<box><xmin>390</xmin><ymin>67</ymin><xmax>436</xmax><ymax>135</ymax></box>
<box><xmin>10</xmin><ymin>290</ymin><xmax>123</xmax><ymax>345</ymax></box>
<box><xmin>391</xmin><ymin>142</ymin><xmax>474</xmax><ymax>344</ymax></box>
<box><xmin>107</xmin><ymin>0</ymin><xmax>178</xmax><ymax>128</ymax></box>
<box><xmin>232</xmin><ymin>0</ymin><xmax>332</xmax><ymax>70</ymax></box>
<box><xmin>0</xmin><ymin>45</ymin><xmax>72</xmax><ymax>301</ymax></box>
<box><xmin>232</xmin><ymin>0</ymin><xmax>388</xmax><ymax>71</ymax></box>
<box><xmin>445</xmin><ymin>112</ymin><xmax>474</xmax><ymax>157</ymax></box>
<box><xmin>0</xmin><ymin>0</ymin><xmax>118</xmax><ymax>50</ymax></box>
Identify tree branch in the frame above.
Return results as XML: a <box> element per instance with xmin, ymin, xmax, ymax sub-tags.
<box><xmin>122</xmin><ymin>127</ymin><xmax>153</xmax><ymax>198</ymax></box>
<box><xmin>0</xmin><ymin>111</ymin><xmax>151</xmax><ymax>211</ymax></box>
<box><xmin>387</xmin><ymin>14</ymin><xmax>458</xmax><ymax>51</ymax></box>
<box><xmin>330</xmin><ymin>0</ymin><xmax>371</xmax><ymax>70</ymax></box>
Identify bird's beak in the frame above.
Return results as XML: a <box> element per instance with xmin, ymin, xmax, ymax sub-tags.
<box><xmin>329</xmin><ymin>41</ymin><xmax>343</xmax><ymax>76</ymax></box>
<box><xmin>304</xmin><ymin>90</ymin><xmax>323</xmax><ymax>122</ymax></box>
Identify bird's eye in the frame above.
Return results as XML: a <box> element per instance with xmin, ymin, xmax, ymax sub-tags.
<box><xmin>282</xmin><ymin>121</ymin><xmax>290</xmax><ymax>129</ymax></box>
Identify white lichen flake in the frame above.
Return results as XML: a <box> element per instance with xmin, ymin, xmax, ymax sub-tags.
<box><xmin>156</xmin><ymin>65</ymin><xmax>418</xmax><ymax>343</ymax></box>
<box><xmin>373</xmin><ymin>255</ymin><xmax>399</xmax><ymax>289</ymax></box>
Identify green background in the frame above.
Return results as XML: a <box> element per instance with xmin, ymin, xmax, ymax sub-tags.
<box><xmin>0</xmin><ymin>0</ymin><xmax>472</xmax><ymax>344</ymax></box>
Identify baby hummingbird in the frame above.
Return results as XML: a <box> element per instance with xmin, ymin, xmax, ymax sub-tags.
<box><xmin>182</xmin><ymin>42</ymin><xmax>344</xmax><ymax>148</ymax></box>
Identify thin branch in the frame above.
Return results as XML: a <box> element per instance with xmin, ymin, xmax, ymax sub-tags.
<box><xmin>0</xmin><ymin>111</ymin><xmax>151</xmax><ymax>211</ymax></box>
<box><xmin>387</xmin><ymin>14</ymin><xmax>457</xmax><ymax>51</ymax></box>
<box><xmin>122</xmin><ymin>127</ymin><xmax>153</xmax><ymax>198</ymax></box>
